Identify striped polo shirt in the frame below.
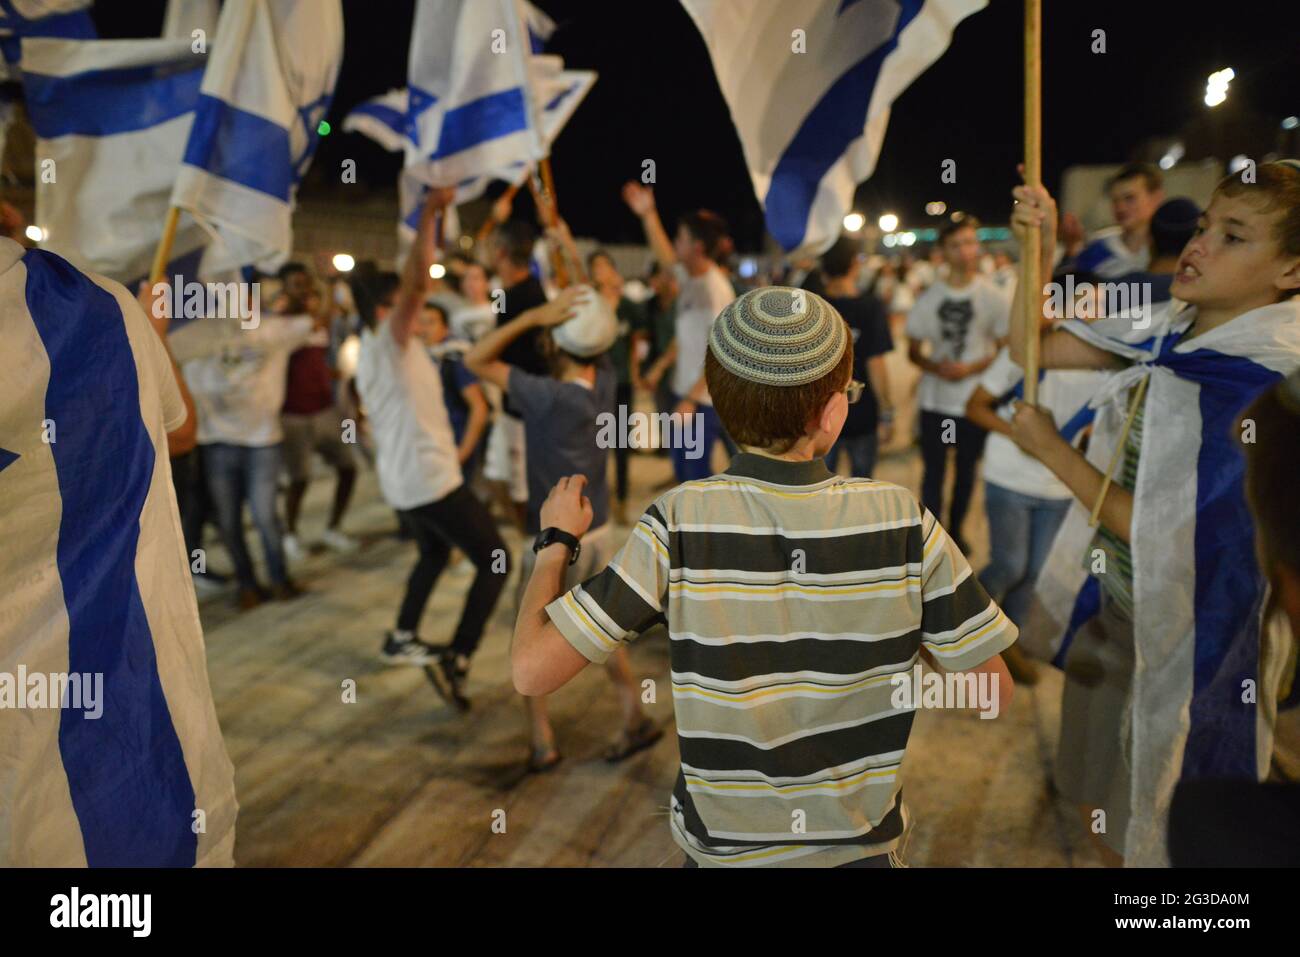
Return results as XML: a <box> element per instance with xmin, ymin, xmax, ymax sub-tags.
<box><xmin>545</xmin><ymin>452</ymin><xmax>1017</xmax><ymax>867</ymax></box>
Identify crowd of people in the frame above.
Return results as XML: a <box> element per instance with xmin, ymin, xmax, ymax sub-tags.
<box><xmin>64</xmin><ymin>155</ymin><xmax>1298</xmax><ymax>868</ymax></box>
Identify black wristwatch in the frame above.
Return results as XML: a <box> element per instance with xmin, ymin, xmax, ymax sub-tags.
<box><xmin>533</xmin><ymin>527</ymin><xmax>581</xmax><ymax>565</ymax></box>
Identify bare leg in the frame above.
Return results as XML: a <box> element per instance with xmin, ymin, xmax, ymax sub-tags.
<box><xmin>603</xmin><ymin>648</ymin><xmax>645</xmax><ymax>729</ymax></box>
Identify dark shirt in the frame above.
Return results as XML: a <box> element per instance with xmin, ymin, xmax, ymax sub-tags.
<box><xmin>439</xmin><ymin>356</ymin><xmax>479</xmax><ymax>443</ymax></box>
<box><xmin>507</xmin><ymin>357</ymin><xmax>616</xmax><ymax>535</ymax></box>
<box><xmin>608</xmin><ymin>297</ymin><xmax>643</xmax><ymax>387</ymax></box>
<box><xmin>282</xmin><ymin>345</ymin><xmax>334</xmax><ymax>415</ymax></box>
<box><xmin>826</xmin><ymin>292</ymin><xmax>893</xmax><ymax>436</ymax></box>
<box><xmin>498</xmin><ymin>275</ymin><xmax>549</xmax><ymax>418</ymax></box>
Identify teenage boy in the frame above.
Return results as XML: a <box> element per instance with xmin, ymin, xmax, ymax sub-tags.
<box><xmin>820</xmin><ymin>235</ymin><xmax>894</xmax><ymax>476</ymax></box>
<box><xmin>466</xmin><ymin>285</ymin><xmax>660</xmax><ymax>773</ymax></box>
<box><xmin>906</xmin><ymin>214</ymin><xmax>1010</xmax><ymax>553</ymax></box>
<box><xmin>512</xmin><ymin>287</ymin><xmax>1016</xmax><ymax>867</ymax></box>
<box><xmin>1066</xmin><ymin>163</ymin><xmax>1166</xmax><ymax>280</ymax></box>
<box><xmin>353</xmin><ymin>189</ymin><xmax>507</xmax><ymax>710</ymax></box>
<box><xmin>622</xmin><ymin>181</ymin><xmax>734</xmax><ymax>481</ymax></box>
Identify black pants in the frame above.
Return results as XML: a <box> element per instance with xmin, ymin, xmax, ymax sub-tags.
<box><xmin>170</xmin><ymin>447</ymin><xmax>214</xmax><ymax>565</ymax></box>
<box><xmin>919</xmin><ymin>411</ymin><xmax>987</xmax><ymax>542</ymax></box>
<box><xmin>396</xmin><ymin>484</ymin><xmax>508</xmax><ymax>655</ymax></box>
<box><xmin>614</xmin><ymin>382</ymin><xmax>632</xmax><ymax>501</ymax></box>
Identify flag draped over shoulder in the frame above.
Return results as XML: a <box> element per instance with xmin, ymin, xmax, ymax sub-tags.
<box><xmin>1028</xmin><ymin>299</ymin><xmax>1300</xmax><ymax>866</ymax></box>
<box><xmin>404</xmin><ymin>0</ymin><xmax>546</xmax><ymax>189</ymax></box>
<box><xmin>0</xmin><ymin>0</ymin><xmax>95</xmax><ymax>80</ymax></box>
<box><xmin>679</xmin><ymin>0</ymin><xmax>986</xmax><ymax>256</ymax></box>
<box><xmin>0</xmin><ymin>237</ymin><xmax>237</xmax><ymax>866</ymax></box>
<box><xmin>22</xmin><ymin>35</ymin><xmax>209</xmax><ymax>283</ymax></box>
<box><xmin>170</xmin><ymin>0</ymin><xmax>343</xmax><ymax>276</ymax></box>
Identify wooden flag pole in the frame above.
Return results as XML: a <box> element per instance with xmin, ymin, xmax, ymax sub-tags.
<box><xmin>528</xmin><ymin>162</ymin><xmax>570</xmax><ymax>288</ymax></box>
<box><xmin>1022</xmin><ymin>0</ymin><xmax>1043</xmax><ymax>405</ymax></box>
<box><xmin>149</xmin><ymin>206</ymin><xmax>181</xmax><ymax>286</ymax></box>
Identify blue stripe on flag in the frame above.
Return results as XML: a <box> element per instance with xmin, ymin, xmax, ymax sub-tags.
<box><xmin>350</xmin><ymin>100</ymin><xmax>406</xmax><ymax>136</ymax></box>
<box><xmin>1052</xmin><ymin>575</ymin><xmax>1099</xmax><ymax>670</ymax></box>
<box><xmin>183</xmin><ymin>93</ymin><xmax>293</xmax><ymax>202</ymax></box>
<box><xmin>23</xmin><ymin>60</ymin><xmax>203</xmax><ymax>138</ymax></box>
<box><xmin>0</xmin><ymin>0</ymin><xmax>96</xmax><ymax>65</ymax></box>
<box><xmin>23</xmin><ymin>248</ymin><xmax>198</xmax><ymax>867</ymax></box>
<box><xmin>1057</xmin><ymin>404</ymin><xmax>1095</xmax><ymax>444</ymax></box>
<box><xmin>431</xmin><ymin>87</ymin><xmax>528</xmax><ymax>159</ymax></box>
<box><xmin>1178</xmin><ymin>349</ymin><xmax>1280</xmax><ymax>779</ymax></box>
<box><xmin>764</xmin><ymin>0</ymin><xmax>924</xmax><ymax>250</ymax></box>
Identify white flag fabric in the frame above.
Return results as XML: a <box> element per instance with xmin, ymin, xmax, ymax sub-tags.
<box><xmin>1028</xmin><ymin>298</ymin><xmax>1300</xmax><ymax>866</ymax></box>
<box><xmin>22</xmin><ymin>35</ymin><xmax>209</xmax><ymax>283</ymax></box>
<box><xmin>0</xmin><ymin>236</ymin><xmax>237</xmax><ymax>866</ymax></box>
<box><xmin>680</xmin><ymin>0</ymin><xmax>986</xmax><ymax>255</ymax></box>
<box><xmin>170</xmin><ymin>0</ymin><xmax>343</xmax><ymax>276</ymax></box>
<box><xmin>405</xmin><ymin>0</ymin><xmax>546</xmax><ymax>189</ymax></box>
<box><xmin>162</xmin><ymin>0</ymin><xmax>220</xmax><ymax>40</ymax></box>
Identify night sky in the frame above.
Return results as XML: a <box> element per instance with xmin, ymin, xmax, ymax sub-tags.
<box><xmin>102</xmin><ymin>0</ymin><xmax>1300</xmax><ymax>252</ymax></box>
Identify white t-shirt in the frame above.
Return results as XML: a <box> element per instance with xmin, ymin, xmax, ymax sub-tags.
<box><xmin>355</xmin><ymin>321</ymin><xmax>462</xmax><ymax>510</ymax></box>
<box><xmin>905</xmin><ymin>276</ymin><xmax>1011</xmax><ymax>417</ymax></box>
<box><xmin>671</xmin><ymin>263</ymin><xmax>734</xmax><ymax>403</ymax></box>
<box><xmin>173</xmin><ymin>315</ymin><xmax>323</xmax><ymax>447</ymax></box>
<box><xmin>978</xmin><ymin>348</ymin><xmax>1104</xmax><ymax>499</ymax></box>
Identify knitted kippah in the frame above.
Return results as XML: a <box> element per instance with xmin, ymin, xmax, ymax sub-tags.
<box><xmin>708</xmin><ymin>286</ymin><xmax>848</xmax><ymax>386</ymax></box>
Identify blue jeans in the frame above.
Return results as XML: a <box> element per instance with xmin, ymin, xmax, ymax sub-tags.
<box><xmin>979</xmin><ymin>481</ymin><xmax>1071</xmax><ymax>625</ymax></box>
<box><xmin>671</xmin><ymin>396</ymin><xmax>722</xmax><ymax>482</ymax></box>
<box><xmin>203</xmin><ymin>442</ymin><xmax>289</xmax><ymax>590</ymax></box>
<box><xmin>828</xmin><ymin>432</ymin><xmax>879</xmax><ymax>477</ymax></box>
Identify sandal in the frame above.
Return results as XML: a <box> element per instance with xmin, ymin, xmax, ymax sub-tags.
<box><xmin>527</xmin><ymin>745</ymin><xmax>562</xmax><ymax>774</ymax></box>
<box><xmin>604</xmin><ymin>718</ymin><xmax>663</xmax><ymax>763</ymax></box>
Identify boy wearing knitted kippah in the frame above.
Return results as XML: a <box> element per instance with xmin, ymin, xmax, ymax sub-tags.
<box><xmin>512</xmin><ymin>286</ymin><xmax>1017</xmax><ymax>867</ymax></box>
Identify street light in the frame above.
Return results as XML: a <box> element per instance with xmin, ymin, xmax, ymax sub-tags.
<box><xmin>925</xmin><ymin>201</ymin><xmax>946</xmax><ymax>216</ymax></box>
<box><xmin>429</xmin><ymin>263</ymin><xmax>446</xmax><ymax>280</ymax></box>
<box><xmin>843</xmin><ymin>211</ymin><xmax>866</xmax><ymax>233</ymax></box>
<box><xmin>878</xmin><ymin>212</ymin><xmax>899</xmax><ymax>233</ymax></box>
<box><xmin>332</xmin><ymin>253</ymin><xmax>355</xmax><ymax>273</ymax></box>
<box><xmin>1204</xmin><ymin>68</ymin><xmax>1234</xmax><ymax>107</ymax></box>
<box><xmin>24</xmin><ymin>225</ymin><xmax>44</xmax><ymax>243</ymax></box>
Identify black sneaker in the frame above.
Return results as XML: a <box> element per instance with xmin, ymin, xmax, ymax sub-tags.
<box><xmin>380</xmin><ymin>631</ymin><xmax>443</xmax><ymax>666</ymax></box>
<box><xmin>425</xmin><ymin>651</ymin><xmax>471</xmax><ymax>712</ymax></box>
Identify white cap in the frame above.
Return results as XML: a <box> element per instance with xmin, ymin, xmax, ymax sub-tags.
<box><xmin>551</xmin><ymin>284</ymin><xmax>617</xmax><ymax>358</ymax></box>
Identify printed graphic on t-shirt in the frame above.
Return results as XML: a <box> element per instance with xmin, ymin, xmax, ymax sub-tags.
<box><xmin>936</xmin><ymin>298</ymin><xmax>974</xmax><ymax>358</ymax></box>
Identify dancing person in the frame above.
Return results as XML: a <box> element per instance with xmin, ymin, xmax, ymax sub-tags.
<box><xmin>588</xmin><ymin>248</ymin><xmax>644</xmax><ymax>524</ymax></box>
<box><xmin>820</xmin><ymin>235</ymin><xmax>894</xmax><ymax>476</ymax></box>
<box><xmin>353</xmin><ymin>188</ymin><xmax>508</xmax><ymax>710</ymax></box>
<box><xmin>906</xmin><ymin>214</ymin><xmax>1010</xmax><ymax>553</ymax></box>
<box><xmin>622</xmin><ymin>181</ymin><xmax>734</xmax><ymax>481</ymax></box>
<box><xmin>1061</xmin><ymin>162</ymin><xmax>1165</xmax><ymax>280</ymax></box>
<box><xmin>1007</xmin><ymin>161</ymin><xmax>1300</xmax><ymax>866</ymax></box>
<box><xmin>418</xmin><ymin>301</ymin><xmax>489</xmax><ymax>478</ymax></box>
<box><xmin>465</xmin><ymin>285</ymin><xmax>660</xmax><ymax>773</ymax></box>
<box><xmin>278</xmin><ymin>263</ymin><xmax>359</xmax><ymax>562</ymax></box>
<box><xmin>513</xmin><ymin>287</ymin><xmax>1016</xmax><ymax>866</ymax></box>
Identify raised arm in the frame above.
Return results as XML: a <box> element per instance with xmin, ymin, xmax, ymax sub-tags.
<box><xmin>1009</xmin><ymin>180</ymin><xmax>1125</xmax><ymax>373</ymax></box>
<box><xmin>622</xmin><ymin>182</ymin><xmax>676</xmax><ymax>271</ymax></box>
<box><xmin>391</xmin><ymin>186</ymin><xmax>456</xmax><ymax>349</ymax></box>
<box><xmin>463</xmin><ymin>286</ymin><xmax>584</xmax><ymax>389</ymax></box>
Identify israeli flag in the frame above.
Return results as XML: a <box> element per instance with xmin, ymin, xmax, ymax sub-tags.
<box><xmin>680</xmin><ymin>0</ymin><xmax>986</xmax><ymax>255</ymax></box>
<box><xmin>405</xmin><ymin>0</ymin><xmax>546</xmax><ymax>189</ymax></box>
<box><xmin>1028</xmin><ymin>298</ymin><xmax>1300</xmax><ymax>866</ymax></box>
<box><xmin>346</xmin><ymin>68</ymin><xmax>595</xmax><ymax>204</ymax></box>
<box><xmin>170</xmin><ymin>0</ymin><xmax>343</xmax><ymax>276</ymax></box>
<box><xmin>0</xmin><ymin>236</ymin><xmax>237</xmax><ymax>866</ymax></box>
<box><xmin>22</xmin><ymin>35</ymin><xmax>210</xmax><ymax>283</ymax></box>
<box><xmin>0</xmin><ymin>0</ymin><xmax>95</xmax><ymax>80</ymax></box>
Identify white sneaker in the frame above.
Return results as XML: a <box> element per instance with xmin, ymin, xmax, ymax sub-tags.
<box><xmin>282</xmin><ymin>533</ymin><xmax>305</xmax><ymax>564</ymax></box>
<box><xmin>319</xmin><ymin>528</ymin><xmax>358</xmax><ymax>553</ymax></box>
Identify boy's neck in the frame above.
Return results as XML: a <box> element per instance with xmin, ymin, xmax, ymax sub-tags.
<box><xmin>557</xmin><ymin>360</ymin><xmax>596</xmax><ymax>385</ymax></box>
<box><xmin>1121</xmin><ymin>225</ymin><xmax>1150</xmax><ymax>253</ymax></box>
<box><xmin>946</xmin><ymin>267</ymin><xmax>975</xmax><ymax>289</ymax></box>
<box><xmin>1185</xmin><ymin>295</ymin><xmax>1279</xmax><ymax>340</ymax></box>
<box><xmin>739</xmin><ymin>440</ymin><xmax>820</xmax><ymax>463</ymax></box>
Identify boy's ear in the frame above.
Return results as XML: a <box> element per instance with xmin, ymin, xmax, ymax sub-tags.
<box><xmin>1276</xmin><ymin>255</ymin><xmax>1300</xmax><ymax>296</ymax></box>
<box><xmin>817</xmin><ymin>391</ymin><xmax>845</xmax><ymax>435</ymax></box>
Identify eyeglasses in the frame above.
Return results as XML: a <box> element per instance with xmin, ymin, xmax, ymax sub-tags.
<box><xmin>844</xmin><ymin>379</ymin><xmax>865</xmax><ymax>405</ymax></box>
